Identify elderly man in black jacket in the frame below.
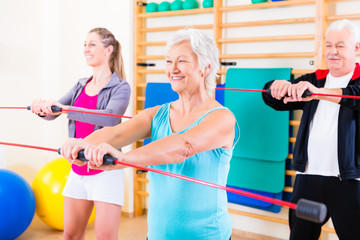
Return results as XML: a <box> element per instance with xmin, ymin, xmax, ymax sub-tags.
<box><xmin>262</xmin><ymin>19</ymin><xmax>360</xmax><ymax>240</ymax></box>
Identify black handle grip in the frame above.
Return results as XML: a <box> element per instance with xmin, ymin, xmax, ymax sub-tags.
<box><xmin>57</xmin><ymin>149</ymin><xmax>117</xmax><ymax>165</ymax></box>
<box><xmin>137</xmin><ymin>63</ymin><xmax>156</xmax><ymax>67</ymax></box>
<box><xmin>137</xmin><ymin>1</ymin><xmax>147</xmax><ymax>6</ymax></box>
<box><xmin>26</xmin><ymin>105</ymin><xmax>63</xmax><ymax>112</ymax></box>
<box><xmin>51</xmin><ymin>106</ymin><xmax>62</xmax><ymax>113</ymax></box>
<box><xmin>220</xmin><ymin>62</ymin><xmax>237</xmax><ymax>66</ymax></box>
<box><xmin>266</xmin><ymin>89</ymin><xmax>313</xmax><ymax>98</ymax></box>
<box><xmin>295</xmin><ymin>198</ymin><xmax>327</xmax><ymax>223</ymax></box>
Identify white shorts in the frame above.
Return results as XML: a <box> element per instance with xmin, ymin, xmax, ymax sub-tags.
<box><xmin>62</xmin><ymin>169</ymin><xmax>124</xmax><ymax>206</ymax></box>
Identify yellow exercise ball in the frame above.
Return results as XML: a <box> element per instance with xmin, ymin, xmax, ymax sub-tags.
<box><xmin>32</xmin><ymin>157</ymin><xmax>95</xmax><ymax>230</ymax></box>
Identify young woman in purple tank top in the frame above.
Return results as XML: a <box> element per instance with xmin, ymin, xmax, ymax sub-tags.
<box><xmin>30</xmin><ymin>28</ymin><xmax>130</xmax><ymax>240</ymax></box>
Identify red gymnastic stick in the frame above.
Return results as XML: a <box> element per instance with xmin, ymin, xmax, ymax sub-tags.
<box><xmin>1</xmin><ymin>88</ymin><xmax>359</xmax><ymax>115</ymax></box>
<box><xmin>0</xmin><ymin>106</ymin><xmax>132</xmax><ymax>119</ymax></box>
<box><xmin>0</xmin><ymin>141</ymin><xmax>327</xmax><ymax>224</ymax></box>
<box><xmin>215</xmin><ymin>88</ymin><xmax>360</xmax><ymax>100</ymax></box>
<box><xmin>0</xmin><ymin>107</ymin><xmax>29</xmax><ymax>110</ymax></box>
<box><xmin>27</xmin><ymin>106</ymin><xmax>132</xmax><ymax>119</ymax></box>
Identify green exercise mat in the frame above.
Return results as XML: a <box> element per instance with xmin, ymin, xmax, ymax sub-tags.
<box><xmin>228</xmin><ymin>156</ymin><xmax>286</xmax><ymax>193</ymax></box>
<box><xmin>225</xmin><ymin>68</ymin><xmax>291</xmax><ymax>193</ymax></box>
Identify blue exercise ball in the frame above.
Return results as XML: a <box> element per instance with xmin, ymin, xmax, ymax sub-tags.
<box><xmin>0</xmin><ymin>169</ymin><xmax>35</xmax><ymax>240</ymax></box>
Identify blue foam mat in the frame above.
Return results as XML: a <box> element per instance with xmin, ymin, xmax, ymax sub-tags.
<box><xmin>227</xmin><ymin>185</ymin><xmax>282</xmax><ymax>213</ymax></box>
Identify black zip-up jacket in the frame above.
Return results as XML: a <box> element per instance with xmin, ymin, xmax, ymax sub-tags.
<box><xmin>262</xmin><ymin>63</ymin><xmax>360</xmax><ymax>180</ymax></box>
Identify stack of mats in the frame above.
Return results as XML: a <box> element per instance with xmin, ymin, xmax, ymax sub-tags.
<box><xmin>224</xmin><ymin>68</ymin><xmax>292</xmax><ymax>213</ymax></box>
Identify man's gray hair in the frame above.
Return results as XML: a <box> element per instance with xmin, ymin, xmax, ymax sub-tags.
<box><xmin>326</xmin><ymin>19</ymin><xmax>360</xmax><ymax>43</ymax></box>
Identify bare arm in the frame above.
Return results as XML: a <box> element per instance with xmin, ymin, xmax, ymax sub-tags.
<box><xmin>60</xmin><ymin>106</ymin><xmax>160</xmax><ymax>162</ymax></box>
<box><xmin>30</xmin><ymin>82</ymin><xmax>76</xmax><ymax>119</ymax></box>
<box><xmin>87</xmin><ymin>107</ymin><xmax>157</xmax><ymax>147</ymax></box>
<box><xmin>87</xmin><ymin>108</ymin><xmax>237</xmax><ymax>169</ymax></box>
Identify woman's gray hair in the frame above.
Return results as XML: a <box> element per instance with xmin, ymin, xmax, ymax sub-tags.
<box><xmin>326</xmin><ymin>19</ymin><xmax>360</xmax><ymax>43</ymax></box>
<box><xmin>166</xmin><ymin>28</ymin><xmax>220</xmax><ymax>96</ymax></box>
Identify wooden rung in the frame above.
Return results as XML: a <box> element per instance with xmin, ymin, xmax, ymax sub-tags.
<box><xmin>214</xmin><ymin>69</ymin><xmax>311</xmax><ymax>75</ymax></box>
<box><xmin>289</xmin><ymin>137</ymin><xmax>296</xmax><ymax>143</ymax></box>
<box><xmin>292</xmin><ymin>69</ymin><xmax>314</xmax><ymax>75</ymax></box>
<box><xmin>136</xmin><ymin>177</ymin><xmax>149</xmax><ymax>183</ymax></box>
<box><xmin>137</xmin><ymin>96</ymin><xmax>145</xmax><ymax>101</ymax></box>
<box><xmin>285</xmin><ymin>170</ymin><xmax>296</xmax><ymax>176</ymax></box>
<box><xmin>138</xmin><ymin>69</ymin><xmax>230</xmax><ymax>75</ymax></box>
<box><xmin>221</xmin><ymin>17</ymin><xmax>315</xmax><ymax>28</ymax></box>
<box><xmin>219</xmin><ymin>34</ymin><xmax>314</xmax><ymax>43</ymax></box>
<box><xmin>220</xmin><ymin>0</ymin><xmax>315</xmax><ymax>12</ymax></box>
<box><xmin>218</xmin><ymin>69</ymin><xmax>227</xmax><ymax>75</ymax></box>
<box><xmin>138</xmin><ymin>55</ymin><xmax>164</xmax><ymax>60</ymax></box>
<box><xmin>283</xmin><ymin>186</ymin><xmax>294</xmax><ymax>193</ymax></box>
<box><xmin>138</xmin><ymin>41</ymin><xmax>166</xmax><ymax>46</ymax></box>
<box><xmin>138</xmin><ymin>69</ymin><xmax>165</xmax><ymax>74</ymax></box>
<box><xmin>138</xmin><ymin>7</ymin><xmax>213</xmax><ymax>18</ymax></box>
<box><xmin>137</xmin><ymin>83</ymin><xmax>147</xmax><ymax>88</ymax></box>
<box><xmin>137</xmin><ymin>191</ymin><xmax>149</xmax><ymax>197</ymax></box>
<box><xmin>288</xmin><ymin>153</ymin><xmax>294</xmax><ymax>159</ymax></box>
<box><xmin>228</xmin><ymin>208</ymin><xmax>289</xmax><ymax>224</ymax></box>
<box><xmin>229</xmin><ymin>208</ymin><xmax>335</xmax><ymax>233</ymax></box>
<box><xmin>140</xmin><ymin>24</ymin><xmax>212</xmax><ymax>33</ymax></box>
<box><xmin>289</xmin><ymin>120</ymin><xmax>300</xmax><ymax>126</ymax></box>
<box><xmin>139</xmin><ymin>68</ymin><xmax>302</xmax><ymax>75</ymax></box>
<box><xmin>137</xmin><ymin>69</ymin><xmax>312</xmax><ymax>77</ymax></box>
<box><xmin>220</xmin><ymin>52</ymin><xmax>314</xmax><ymax>59</ymax></box>
<box><xmin>327</xmin><ymin>14</ymin><xmax>360</xmax><ymax>21</ymax></box>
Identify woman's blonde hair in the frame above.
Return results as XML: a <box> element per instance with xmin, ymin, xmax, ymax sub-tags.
<box><xmin>89</xmin><ymin>27</ymin><xmax>126</xmax><ymax>80</ymax></box>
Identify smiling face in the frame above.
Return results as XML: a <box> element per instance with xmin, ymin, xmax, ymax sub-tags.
<box><xmin>165</xmin><ymin>40</ymin><xmax>204</xmax><ymax>94</ymax></box>
<box><xmin>83</xmin><ymin>32</ymin><xmax>111</xmax><ymax>68</ymax></box>
<box><xmin>324</xmin><ymin>28</ymin><xmax>359</xmax><ymax>77</ymax></box>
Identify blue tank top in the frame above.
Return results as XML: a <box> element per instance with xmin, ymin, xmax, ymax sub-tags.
<box><xmin>147</xmin><ymin>102</ymin><xmax>240</xmax><ymax>240</ymax></box>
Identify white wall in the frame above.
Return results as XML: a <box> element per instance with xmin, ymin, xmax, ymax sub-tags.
<box><xmin>0</xmin><ymin>0</ymin><xmax>134</xmax><ymax>213</ymax></box>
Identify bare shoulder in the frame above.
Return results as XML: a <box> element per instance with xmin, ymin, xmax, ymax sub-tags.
<box><xmin>202</xmin><ymin>103</ymin><xmax>236</xmax><ymax>128</ymax></box>
<box><xmin>212</xmin><ymin>100</ymin><xmax>235</xmax><ymax>118</ymax></box>
<box><xmin>209</xmin><ymin>107</ymin><xmax>236</xmax><ymax>123</ymax></box>
<box><xmin>195</xmin><ymin>103</ymin><xmax>237</xmax><ymax>149</ymax></box>
<box><xmin>133</xmin><ymin>105</ymin><xmax>162</xmax><ymax>121</ymax></box>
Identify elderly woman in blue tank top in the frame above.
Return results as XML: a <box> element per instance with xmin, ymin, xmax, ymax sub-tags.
<box><xmin>61</xmin><ymin>28</ymin><xmax>239</xmax><ymax>240</ymax></box>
